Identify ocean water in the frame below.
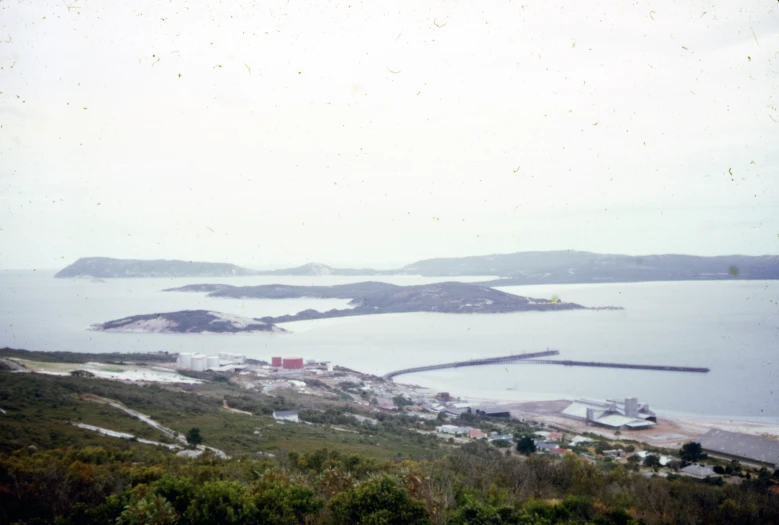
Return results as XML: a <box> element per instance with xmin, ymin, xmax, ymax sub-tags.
<box><xmin>0</xmin><ymin>270</ymin><xmax>777</xmax><ymax>421</ymax></box>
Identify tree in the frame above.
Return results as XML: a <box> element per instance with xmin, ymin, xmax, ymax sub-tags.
<box><xmin>117</xmin><ymin>494</ymin><xmax>178</xmax><ymax>525</ymax></box>
<box><xmin>643</xmin><ymin>454</ymin><xmax>661</xmax><ymax>468</ymax></box>
<box><xmin>253</xmin><ymin>481</ymin><xmax>324</xmax><ymax>524</ymax></box>
<box><xmin>328</xmin><ymin>476</ymin><xmax>429</xmax><ymax>524</ymax></box>
<box><xmin>393</xmin><ymin>395</ymin><xmax>413</xmax><ymax>408</ymax></box>
<box><xmin>516</xmin><ymin>436</ymin><xmax>536</xmax><ymax>456</ymax></box>
<box><xmin>186</xmin><ymin>427</ymin><xmax>203</xmax><ymax>446</ymax></box>
<box><xmin>184</xmin><ymin>480</ymin><xmax>256</xmax><ymax>525</ymax></box>
<box><xmin>680</xmin><ymin>442</ymin><xmax>707</xmax><ymax>463</ymax></box>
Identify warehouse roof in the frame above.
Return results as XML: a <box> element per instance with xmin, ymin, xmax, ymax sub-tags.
<box><xmin>697</xmin><ymin>429</ymin><xmax>779</xmax><ymax>467</ymax></box>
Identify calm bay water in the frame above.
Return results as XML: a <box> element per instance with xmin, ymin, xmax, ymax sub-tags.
<box><xmin>1</xmin><ymin>270</ymin><xmax>777</xmax><ymax>421</ymax></box>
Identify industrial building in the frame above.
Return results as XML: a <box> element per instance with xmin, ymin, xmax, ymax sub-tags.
<box><xmin>176</xmin><ymin>353</ymin><xmax>193</xmax><ymax>369</ymax></box>
<box><xmin>697</xmin><ymin>429</ymin><xmax>779</xmax><ymax>469</ymax></box>
<box><xmin>176</xmin><ymin>352</ymin><xmax>244</xmax><ymax>371</ymax></box>
<box><xmin>190</xmin><ymin>354</ymin><xmax>206</xmax><ymax>372</ymax></box>
<box><xmin>271</xmin><ymin>357</ymin><xmax>282</xmax><ymax>368</ymax></box>
<box><xmin>282</xmin><ymin>357</ymin><xmax>304</xmax><ymax>370</ymax></box>
<box><xmin>473</xmin><ymin>406</ymin><xmax>511</xmax><ymax>418</ymax></box>
<box><xmin>562</xmin><ymin>397</ymin><xmax>656</xmax><ymax>430</ymax></box>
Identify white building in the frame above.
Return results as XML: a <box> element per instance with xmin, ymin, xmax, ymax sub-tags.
<box><xmin>272</xmin><ymin>410</ymin><xmax>299</xmax><ymax>423</ymax></box>
<box><xmin>636</xmin><ymin>450</ymin><xmax>674</xmax><ymax>466</ymax></box>
<box><xmin>206</xmin><ymin>356</ymin><xmax>220</xmax><ymax>370</ymax></box>
<box><xmin>436</xmin><ymin>425</ymin><xmax>472</xmax><ymax>435</ymax></box>
<box><xmin>569</xmin><ymin>436</ymin><xmax>594</xmax><ymax>446</ymax></box>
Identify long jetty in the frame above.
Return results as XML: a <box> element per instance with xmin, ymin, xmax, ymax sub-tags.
<box><xmin>520</xmin><ymin>359</ymin><xmax>710</xmax><ymax>373</ymax></box>
<box><xmin>383</xmin><ymin>350</ymin><xmax>560</xmax><ymax>381</ymax></box>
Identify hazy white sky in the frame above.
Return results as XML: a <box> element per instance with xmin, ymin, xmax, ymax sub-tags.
<box><xmin>1</xmin><ymin>0</ymin><xmax>777</xmax><ymax>269</ymax></box>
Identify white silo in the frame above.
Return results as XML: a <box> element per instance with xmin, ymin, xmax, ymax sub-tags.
<box><xmin>206</xmin><ymin>356</ymin><xmax>220</xmax><ymax>370</ymax></box>
<box><xmin>191</xmin><ymin>354</ymin><xmax>206</xmax><ymax>372</ymax></box>
<box><xmin>177</xmin><ymin>353</ymin><xmax>193</xmax><ymax>370</ymax></box>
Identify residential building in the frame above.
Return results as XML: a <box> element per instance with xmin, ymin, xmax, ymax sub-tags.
<box><xmin>467</xmin><ymin>429</ymin><xmax>487</xmax><ymax>440</ymax></box>
<box><xmin>437</xmin><ymin>425</ymin><xmax>472</xmax><ymax>435</ymax></box>
<box><xmin>569</xmin><ymin>436</ymin><xmax>594</xmax><ymax>446</ymax></box>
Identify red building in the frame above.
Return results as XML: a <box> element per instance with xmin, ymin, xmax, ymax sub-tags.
<box><xmin>271</xmin><ymin>357</ymin><xmax>282</xmax><ymax>368</ymax></box>
<box><xmin>282</xmin><ymin>357</ymin><xmax>303</xmax><ymax>370</ymax></box>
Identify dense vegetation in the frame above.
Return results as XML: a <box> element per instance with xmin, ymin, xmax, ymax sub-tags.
<box><xmin>0</xmin><ymin>348</ymin><xmax>176</xmax><ymax>364</ymax></box>
<box><xmin>2</xmin><ymin>439</ymin><xmax>779</xmax><ymax>525</ymax></box>
<box><xmin>2</xmin><ymin>369</ymin><xmax>779</xmax><ymax>524</ymax></box>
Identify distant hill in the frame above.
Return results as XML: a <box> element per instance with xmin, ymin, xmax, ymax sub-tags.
<box><xmin>256</xmin><ymin>262</ymin><xmax>389</xmax><ymax>276</ymax></box>
<box><xmin>55</xmin><ymin>257</ymin><xmax>258</xmax><ymax>278</ymax></box>
<box><xmin>215</xmin><ymin>251</ymin><xmax>779</xmax><ymax>283</ymax></box>
<box><xmin>399</xmin><ymin>251</ymin><xmax>779</xmax><ymax>283</ymax></box>
<box><xmin>57</xmin><ymin>251</ymin><xmax>779</xmax><ymax>283</ymax></box>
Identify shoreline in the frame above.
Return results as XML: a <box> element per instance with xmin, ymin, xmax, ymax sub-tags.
<box><xmin>396</xmin><ymin>381</ymin><xmax>779</xmax><ymax>447</ymax></box>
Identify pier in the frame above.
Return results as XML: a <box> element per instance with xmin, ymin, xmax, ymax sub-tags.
<box><xmin>383</xmin><ymin>351</ymin><xmax>709</xmax><ymax>381</ymax></box>
<box><xmin>383</xmin><ymin>350</ymin><xmax>560</xmax><ymax>380</ymax></box>
<box><xmin>520</xmin><ymin>359</ymin><xmax>710</xmax><ymax>373</ymax></box>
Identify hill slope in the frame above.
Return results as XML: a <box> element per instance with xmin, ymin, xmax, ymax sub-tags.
<box><xmin>401</xmin><ymin>251</ymin><xmax>779</xmax><ymax>283</ymax></box>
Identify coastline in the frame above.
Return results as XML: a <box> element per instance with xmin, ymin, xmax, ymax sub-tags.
<box><xmin>396</xmin><ymin>380</ymin><xmax>779</xmax><ymax>447</ymax></box>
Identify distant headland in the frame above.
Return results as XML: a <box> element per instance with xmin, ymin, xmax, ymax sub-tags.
<box><xmin>56</xmin><ymin>251</ymin><xmax>778</xmax><ymax>283</ymax></box>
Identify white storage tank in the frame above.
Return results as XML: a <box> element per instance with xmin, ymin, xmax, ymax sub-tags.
<box><xmin>177</xmin><ymin>353</ymin><xmax>193</xmax><ymax>369</ymax></box>
<box><xmin>206</xmin><ymin>356</ymin><xmax>220</xmax><ymax>370</ymax></box>
<box><xmin>191</xmin><ymin>354</ymin><xmax>206</xmax><ymax>372</ymax></box>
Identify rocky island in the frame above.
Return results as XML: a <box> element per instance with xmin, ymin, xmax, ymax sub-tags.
<box><xmin>165</xmin><ymin>281</ymin><xmax>608</xmax><ymax>325</ymax></box>
<box><xmin>93</xmin><ymin>310</ymin><xmax>284</xmax><ymax>334</ymax></box>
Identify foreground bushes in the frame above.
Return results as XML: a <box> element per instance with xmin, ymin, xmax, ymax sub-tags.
<box><xmin>1</xmin><ymin>443</ymin><xmax>778</xmax><ymax>525</ymax></box>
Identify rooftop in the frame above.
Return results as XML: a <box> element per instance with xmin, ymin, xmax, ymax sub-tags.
<box><xmin>697</xmin><ymin>429</ymin><xmax>779</xmax><ymax>467</ymax></box>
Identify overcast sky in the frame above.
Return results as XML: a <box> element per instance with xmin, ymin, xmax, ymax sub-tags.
<box><xmin>1</xmin><ymin>0</ymin><xmax>777</xmax><ymax>270</ymax></box>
